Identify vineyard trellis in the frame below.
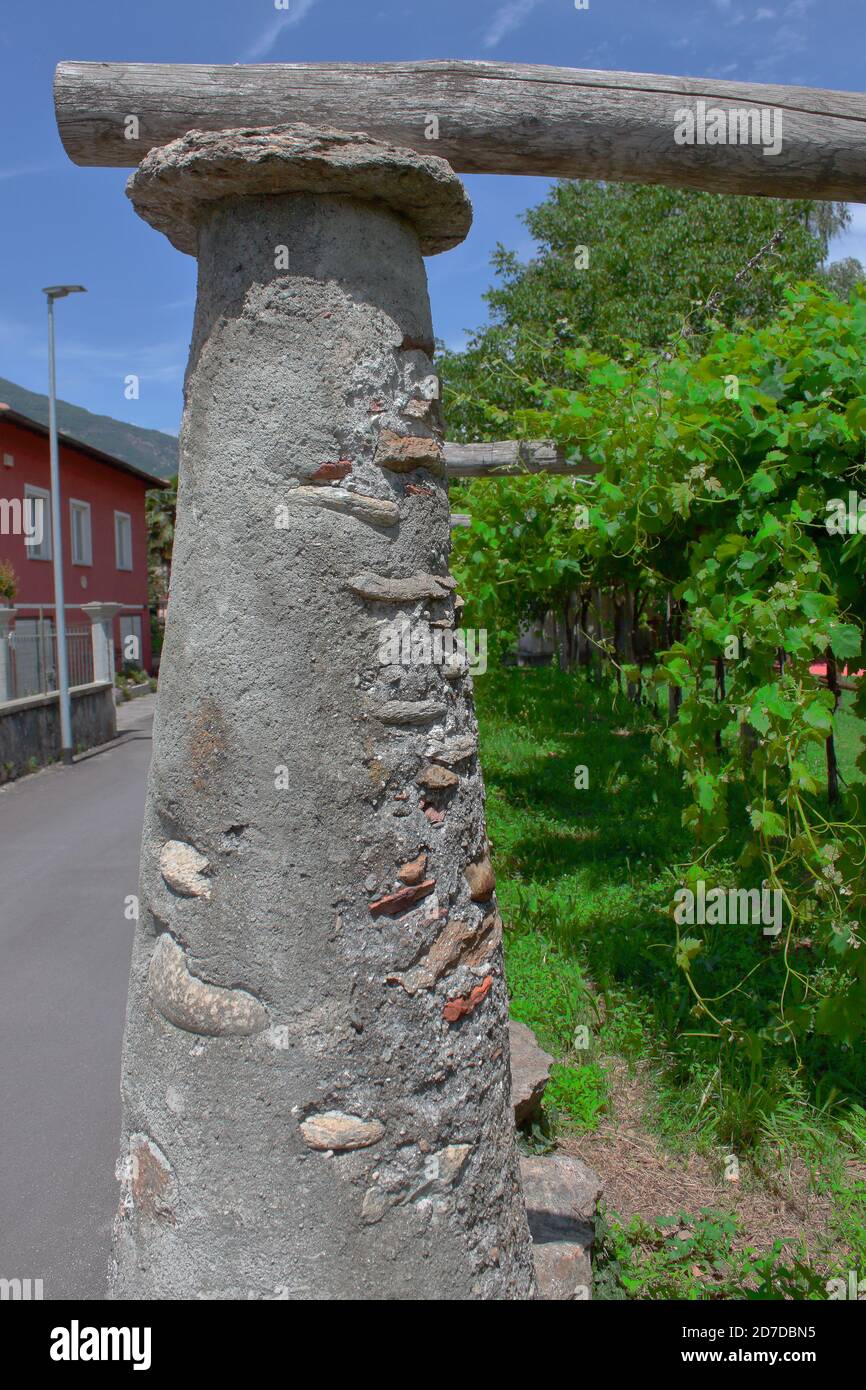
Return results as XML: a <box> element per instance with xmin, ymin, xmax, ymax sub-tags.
<box><xmin>55</xmin><ymin>55</ymin><xmax>866</xmax><ymax>1298</ymax></box>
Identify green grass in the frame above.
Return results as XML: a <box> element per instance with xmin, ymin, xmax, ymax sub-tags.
<box><xmin>475</xmin><ymin>665</ymin><xmax>866</xmax><ymax>1278</ymax></box>
<box><xmin>593</xmin><ymin>1206</ymin><xmax>830</xmax><ymax>1301</ymax></box>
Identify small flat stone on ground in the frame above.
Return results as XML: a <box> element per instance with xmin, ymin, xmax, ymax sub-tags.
<box><xmin>509</xmin><ymin>1019</ymin><xmax>554</xmax><ymax>1125</ymax></box>
<box><xmin>520</xmin><ymin>1153</ymin><xmax>603</xmax><ymax>1301</ymax></box>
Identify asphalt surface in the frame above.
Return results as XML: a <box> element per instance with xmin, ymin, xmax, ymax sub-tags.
<box><xmin>0</xmin><ymin>696</ymin><xmax>154</xmax><ymax>1300</ymax></box>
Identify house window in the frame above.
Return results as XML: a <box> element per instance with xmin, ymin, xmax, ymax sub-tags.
<box><xmin>70</xmin><ymin>499</ymin><xmax>92</xmax><ymax>566</ymax></box>
<box><xmin>24</xmin><ymin>484</ymin><xmax>51</xmax><ymax>561</ymax></box>
<box><xmin>115</xmin><ymin>510</ymin><xmax>133</xmax><ymax>570</ymax></box>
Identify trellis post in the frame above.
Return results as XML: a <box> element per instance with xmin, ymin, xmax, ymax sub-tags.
<box><xmin>109</xmin><ymin>122</ymin><xmax>534</xmax><ymax>1300</ymax></box>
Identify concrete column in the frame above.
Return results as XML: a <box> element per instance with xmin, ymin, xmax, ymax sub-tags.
<box><xmin>112</xmin><ymin>125</ymin><xmax>534</xmax><ymax>1300</ymax></box>
<box><xmin>81</xmin><ymin>602</ymin><xmax>121</xmax><ymax>684</ymax></box>
<box><xmin>0</xmin><ymin>607</ymin><xmax>15</xmax><ymax>702</ymax></box>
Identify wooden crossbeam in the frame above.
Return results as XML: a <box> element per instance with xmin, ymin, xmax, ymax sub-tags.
<box><xmin>54</xmin><ymin>60</ymin><xmax>866</xmax><ymax>200</ymax></box>
<box><xmin>444</xmin><ymin>441</ymin><xmax>596</xmax><ymax>479</ymax></box>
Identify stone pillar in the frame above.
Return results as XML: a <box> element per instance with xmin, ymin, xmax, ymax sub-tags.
<box><xmin>112</xmin><ymin>125</ymin><xmax>534</xmax><ymax>1300</ymax></box>
<box><xmin>0</xmin><ymin>607</ymin><xmax>15</xmax><ymax>702</ymax></box>
<box><xmin>81</xmin><ymin>602</ymin><xmax>121</xmax><ymax>684</ymax></box>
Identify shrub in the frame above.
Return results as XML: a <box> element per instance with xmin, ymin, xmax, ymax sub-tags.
<box><xmin>0</xmin><ymin>559</ymin><xmax>18</xmax><ymax>602</ymax></box>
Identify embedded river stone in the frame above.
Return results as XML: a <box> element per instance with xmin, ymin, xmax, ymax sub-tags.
<box><xmin>417</xmin><ymin>764</ymin><xmax>460</xmax><ymax>791</ymax></box>
<box><xmin>148</xmin><ymin>933</ymin><xmax>269</xmax><ymax>1037</ymax></box>
<box><xmin>348</xmin><ymin>572</ymin><xmax>451</xmax><ymax>603</ymax></box>
<box><xmin>300</xmin><ymin>1111</ymin><xmax>385</xmax><ymax>1152</ymax></box>
<box><xmin>285</xmin><ymin>486</ymin><xmax>399</xmax><ymax>529</ymax></box>
<box><xmin>464</xmin><ymin>854</ymin><xmax>496</xmax><ymax>901</ymax></box>
<box><xmin>113</xmin><ymin>123</ymin><xmax>534</xmax><ymax>1301</ymax></box>
<box><xmin>397</xmin><ymin>852</ymin><xmax>427</xmax><ymax>884</ymax></box>
<box><xmin>159</xmin><ymin>840</ymin><xmax>211</xmax><ymax>898</ymax></box>
<box><xmin>426</xmin><ymin>733</ymin><xmax>478</xmax><ymax>766</ymax></box>
<box><xmin>374</xmin><ymin>698</ymin><xmax>448</xmax><ymax>726</ymax></box>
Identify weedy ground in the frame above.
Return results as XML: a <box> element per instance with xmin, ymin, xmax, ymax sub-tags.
<box><xmin>476</xmin><ymin>665</ymin><xmax>866</xmax><ymax>1300</ymax></box>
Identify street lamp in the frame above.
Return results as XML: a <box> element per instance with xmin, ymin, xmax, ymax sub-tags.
<box><xmin>42</xmin><ymin>284</ymin><xmax>87</xmax><ymax>765</ymax></box>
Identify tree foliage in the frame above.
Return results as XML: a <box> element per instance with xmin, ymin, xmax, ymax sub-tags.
<box><xmin>440</xmin><ymin>183</ymin><xmax>851</xmax><ymax>440</ymax></box>
<box><xmin>451</xmin><ymin>279</ymin><xmax>866</xmax><ymax>1051</ymax></box>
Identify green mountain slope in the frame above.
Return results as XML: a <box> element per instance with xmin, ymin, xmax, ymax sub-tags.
<box><xmin>0</xmin><ymin>375</ymin><xmax>179</xmax><ymax>480</ymax></box>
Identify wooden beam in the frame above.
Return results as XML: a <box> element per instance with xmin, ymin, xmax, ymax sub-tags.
<box><xmin>444</xmin><ymin>441</ymin><xmax>596</xmax><ymax>479</ymax></box>
<box><xmin>54</xmin><ymin>60</ymin><xmax>866</xmax><ymax>199</ymax></box>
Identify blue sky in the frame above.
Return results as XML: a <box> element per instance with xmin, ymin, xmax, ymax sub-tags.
<box><xmin>1</xmin><ymin>0</ymin><xmax>864</xmax><ymax>437</ymax></box>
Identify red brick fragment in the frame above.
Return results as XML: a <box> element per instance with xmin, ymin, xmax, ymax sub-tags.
<box><xmin>375</xmin><ymin>429</ymin><xmax>444</xmax><ymax>473</ymax></box>
<box><xmin>369</xmin><ymin>879</ymin><xmax>435</xmax><ymax>919</ymax></box>
<box><xmin>311</xmin><ymin>459</ymin><xmax>352</xmax><ymax>482</ymax></box>
<box><xmin>443</xmin><ymin>975</ymin><xmax>494</xmax><ymax>1023</ymax></box>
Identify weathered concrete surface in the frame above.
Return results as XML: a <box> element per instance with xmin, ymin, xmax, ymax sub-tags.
<box><xmin>509</xmin><ymin>1020</ymin><xmax>554</xmax><ymax>1126</ymax></box>
<box><xmin>128</xmin><ymin>123</ymin><xmax>472</xmax><ymax>257</ymax></box>
<box><xmin>0</xmin><ymin>681</ymin><xmax>117</xmax><ymax>783</ymax></box>
<box><xmin>112</xmin><ymin>128</ymin><xmax>534</xmax><ymax>1300</ymax></box>
<box><xmin>520</xmin><ymin>1154</ymin><xmax>603</xmax><ymax>1301</ymax></box>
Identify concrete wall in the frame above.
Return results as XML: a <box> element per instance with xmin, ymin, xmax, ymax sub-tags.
<box><xmin>0</xmin><ymin>680</ymin><xmax>117</xmax><ymax>782</ymax></box>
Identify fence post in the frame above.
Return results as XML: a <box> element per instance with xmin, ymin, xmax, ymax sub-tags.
<box><xmin>0</xmin><ymin>606</ymin><xmax>15</xmax><ymax>702</ymax></box>
<box><xmin>81</xmin><ymin>602</ymin><xmax>121</xmax><ymax>684</ymax></box>
<box><xmin>109</xmin><ymin>124</ymin><xmax>535</xmax><ymax>1300</ymax></box>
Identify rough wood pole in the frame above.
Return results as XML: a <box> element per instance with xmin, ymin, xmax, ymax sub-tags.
<box><xmin>111</xmin><ymin>124</ymin><xmax>535</xmax><ymax>1300</ymax></box>
<box><xmin>443</xmin><ymin>440</ymin><xmax>597</xmax><ymax>478</ymax></box>
<box><xmin>54</xmin><ymin>61</ymin><xmax>866</xmax><ymax>199</ymax></box>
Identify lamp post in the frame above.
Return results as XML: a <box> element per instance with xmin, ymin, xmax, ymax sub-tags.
<box><xmin>41</xmin><ymin>284</ymin><xmax>86</xmax><ymax>765</ymax></box>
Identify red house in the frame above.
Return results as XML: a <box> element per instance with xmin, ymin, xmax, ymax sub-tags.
<box><xmin>0</xmin><ymin>403</ymin><xmax>166</xmax><ymax>686</ymax></box>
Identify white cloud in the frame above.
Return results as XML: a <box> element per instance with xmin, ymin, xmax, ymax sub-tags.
<box><xmin>241</xmin><ymin>0</ymin><xmax>319</xmax><ymax>62</ymax></box>
<box><xmin>750</xmin><ymin>0</ymin><xmax>816</xmax><ymax>77</ymax></box>
<box><xmin>0</xmin><ymin>164</ymin><xmax>62</xmax><ymax>181</ymax></box>
<box><xmin>482</xmin><ymin>0</ymin><xmax>543</xmax><ymax>51</ymax></box>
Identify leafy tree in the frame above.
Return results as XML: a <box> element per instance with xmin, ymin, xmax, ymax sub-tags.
<box><xmin>452</xmin><ymin>281</ymin><xmax>866</xmax><ymax>1051</ymax></box>
<box><xmin>440</xmin><ymin>184</ymin><xmax>853</xmax><ymax>440</ymax></box>
<box><xmin>822</xmin><ymin>256</ymin><xmax>866</xmax><ymax>299</ymax></box>
<box><xmin>145</xmin><ymin>475</ymin><xmax>177</xmax><ymax>613</ymax></box>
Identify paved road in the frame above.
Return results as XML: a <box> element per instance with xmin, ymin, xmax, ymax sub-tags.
<box><xmin>0</xmin><ymin>696</ymin><xmax>154</xmax><ymax>1300</ymax></box>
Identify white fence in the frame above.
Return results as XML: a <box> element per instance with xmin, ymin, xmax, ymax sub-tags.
<box><xmin>7</xmin><ymin>623</ymin><xmax>94</xmax><ymax>700</ymax></box>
